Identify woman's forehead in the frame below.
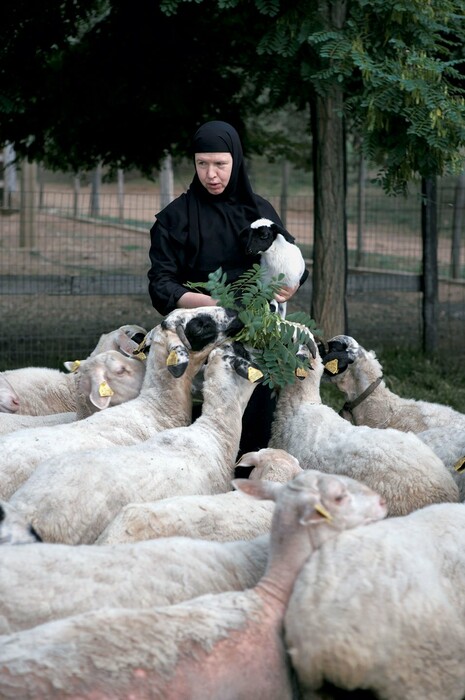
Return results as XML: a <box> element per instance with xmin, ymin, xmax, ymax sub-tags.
<box><xmin>195</xmin><ymin>152</ymin><xmax>232</xmax><ymax>161</ymax></box>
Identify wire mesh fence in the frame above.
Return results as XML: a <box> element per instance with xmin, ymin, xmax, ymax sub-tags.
<box><xmin>0</xmin><ymin>171</ymin><xmax>464</xmax><ymax>368</ymax></box>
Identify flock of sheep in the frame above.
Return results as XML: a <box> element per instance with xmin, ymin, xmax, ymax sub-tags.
<box><xmin>1</xmin><ymin>303</ymin><xmax>465</xmax><ymax>699</ymax></box>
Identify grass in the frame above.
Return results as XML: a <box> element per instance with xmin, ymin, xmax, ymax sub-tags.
<box><xmin>320</xmin><ymin>346</ymin><xmax>465</xmax><ymax>414</ymax></box>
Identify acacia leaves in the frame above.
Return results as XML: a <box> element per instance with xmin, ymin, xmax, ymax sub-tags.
<box><xmin>187</xmin><ymin>264</ymin><xmax>320</xmax><ymax>389</ymax></box>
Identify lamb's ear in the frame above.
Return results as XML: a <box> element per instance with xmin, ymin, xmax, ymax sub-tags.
<box><xmin>232</xmin><ymin>478</ymin><xmax>283</xmax><ymax>502</ymax></box>
<box><xmin>64</xmin><ymin>360</ymin><xmax>81</xmax><ymax>373</ymax></box>
<box><xmin>166</xmin><ymin>345</ymin><xmax>190</xmax><ymax>377</ymax></box>
<box><xmin>273</xmin><ymin>223</ymin><xmax>295</xmax><ymax>244</ymax></box>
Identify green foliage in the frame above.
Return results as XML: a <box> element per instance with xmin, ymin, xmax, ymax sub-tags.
<box><xmin>187</xmin><ymin>265</ymin><xmax>320</xmax><ymax>389</ymax></box>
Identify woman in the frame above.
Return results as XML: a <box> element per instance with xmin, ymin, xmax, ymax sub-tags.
<box><xmin>148</xmin><ymin>120</ymin><xmax>307</xmax><ymax>454</ymax></box>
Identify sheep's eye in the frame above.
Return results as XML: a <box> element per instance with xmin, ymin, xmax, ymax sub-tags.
<box><xmin>260</xmin><ymin>233</ymin><xmax>269</xmax><ymax>240</ymax></box>
<box><xmin>334</xmin><ymin>494</ymin><xmax>345</xmax><ymax>503</ymax></box>
<box><xmin>114</xmin><ymin>366</ymin><xmax>126</xmax><ymax>376</ymax></box>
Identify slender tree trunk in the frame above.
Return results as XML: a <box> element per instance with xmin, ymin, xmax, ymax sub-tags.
<box><xmin>451</xmin><ymin>171</ymin><xmax>465</xmax><ymax>279</ymax></box>
<box><xmin>355</xmin><ymin>145</ymin><xmax>366</xmax><ymax>268</ymax></box>
<box><xmin>19</xmin><ymin>159</ymin><xmax>37</xmax><ymax>248</ymax></box>
<box><xmin>89</xmin><ymin>163</ymin><xmax>102</xmax><ymax>217</ymax></box>
<box><xmin>421</xmin><ymin>177</ymin><xmax>438</xmax><ymax>354</ymax></box>
<box><xmin>117</xmin><ymin>168</ymin><xmax>124</xmax><ymax>222</ymax></box>
<box><xmin>159</xmin><ymin>153</ymin><xmax>174</xmax><ymax>210</ymax></box>
<box><xmin>280</xmin><ymin>158</ymin><xmax>290</xmax><ymax>228</ymax></box>
<box><xmin>73</xmin><ymin>173</ymin><xmax>81</xmax><ymax>217</ymax></box>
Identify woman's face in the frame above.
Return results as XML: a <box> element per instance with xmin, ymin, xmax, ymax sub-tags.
<box><xmin>195</xmin><ymin>152</ymin><xmax>233</xmax><ymax>195</ymax></box>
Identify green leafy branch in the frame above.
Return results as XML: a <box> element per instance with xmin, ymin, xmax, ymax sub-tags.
<box><xmin>186</xmin><ymin>264</ymin><xmax>320</xmax><ymax>389</ymax></box>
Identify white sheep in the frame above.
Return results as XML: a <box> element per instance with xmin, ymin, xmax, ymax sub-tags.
<box><xmin>0</xmin><ymin>350</ymin><xmax>146</xmax><ymax>435</ymax></box>
<box><xmin>320</xmin><ymin>334</ymin><xmax>465</xmax><ymax>496</ymax></box>
<box><xmin>269</xmin><ymin>336</ymin><xmax>459</xmax><ymax>516</ymax></box>
<box><xmin>0</xmin><ymin>306</ymin><xmax>238</xmax><ymax>500</ymax></box>
<box><xmin>2</xmin><ymin>323</ymin><xmax>147</xmax><ymax>416</ymax></box>
<box><xmin>320</xmin><ymin>334</ymin><xmax>465</xmax><ymax>433</ymax></box>
<box><xmin>0</xmin><ymin>471</ymin><xmax>387</xmax><ymax>699</ymax></box>
<box><xmin>285</xmin><ymin>500</ymin><xmax>465</xmax><ymax>700</ymax></box>
<box><xmin>0</xmin><ymin>375</ymin><xmax>20</xmax><ymax>414</ymax></box>
<box><xmin>0</xmin><ymin>501</ymin><xmax>42</xmax><ymax>546</ymax></box>
<box><xmin>241</xmin><ymin>217</ymin><xmax>306</xmax><ymax>317</ymax></box>
<box><xmin>96</xmin><ymin>447</ymin><xmax>303</xmax><ymax>544</ymax></box>
<box><xmin>10</xmin><ymin>341</ymin><xmax>263</xmax><ymax>544</ymax></box>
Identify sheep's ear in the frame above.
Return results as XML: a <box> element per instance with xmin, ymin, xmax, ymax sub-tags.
<box><xmin>166</xmin><ymin>346</ymin><xmax>189</xmax><ymax>377</ymax></box>
<box><xmin>64</xmin><ymin>360</ymin><xmax>81</xmax><ymax>373</ymax></box>
<box><xmin>232</xmin><ymin>478</ymin><xmax>283</xmax><ymax>502</ymax></box>
<box><xmin>299</xmin><ymin>500</ymin><xmax>333</xmax><ymax>525</ymax></box>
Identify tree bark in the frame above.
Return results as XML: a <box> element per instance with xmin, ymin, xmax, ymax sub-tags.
<box><xmin>19</xmin><ymin>159</ymin><xmax>37</xmax><ymax>248</ymax></box>
<box><xmin>421</xmin><ymin>177</ymin><xmax>438</xmax><ymax>354</ymax></box>
<box><xmin>310</xmin><ymin>85</ymin><xmax>347</xmax><ymax>339</ymax></box>
<box><xmin>451</xmin><ymin>171</ymin><xmax>465</xmax><ymax>279</ymax></box>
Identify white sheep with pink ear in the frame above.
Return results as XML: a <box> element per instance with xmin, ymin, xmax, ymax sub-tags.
<box><xmin>0</xmin><ymin>307</ymin><xmax>240</xmax><ymax>501</ymax></box>
<box><xmin>9</xmin><ymin>341</ymin><xmax>264</xmax><ymax>545</ymax></box>
<box><xmin>0</xmin><ymin>471</ymin><xmax>387</xmax><ymax>700</ymax></box>
<box><xmin>0</xmin><ymin>374</ymin><xmax>20</xmax><ymax>414</ymax></box>
<box><xmin>241</xmin><ymin>217</ymin><xmax>306</xmax><ymax>318</ymax></box>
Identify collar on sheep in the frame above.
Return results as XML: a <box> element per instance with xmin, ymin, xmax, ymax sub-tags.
<box><xmin>339</xmin><ymin>376</ymin><xmax>383</xmax><ymax>420</ymax></box>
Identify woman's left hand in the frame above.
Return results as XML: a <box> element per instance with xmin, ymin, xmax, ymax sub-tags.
<box><xmin>274</xmin><ymin>284</ymin><xmax>299</xmax><ymax>304</ymax></box>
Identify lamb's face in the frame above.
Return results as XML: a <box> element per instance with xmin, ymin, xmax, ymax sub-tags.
<box><xmin>242</xmin><ymin>220</ymin><xmax>280</xmax><ymax>256</ymax></box>
<box><xmin>205</xmin><ymin>342</ymin><xmax>264</xmax><ymax>384</ymax></box>
<box><xmin>161</xmin><ymin>307</ymin><xmax>243</xmax><ymax>351</ymax></box>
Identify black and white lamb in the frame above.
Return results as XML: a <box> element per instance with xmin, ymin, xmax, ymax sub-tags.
<box><xmin>241</xmin><ymin>218</ymin><xmax>306</xmax><ymax>317</ymax></box>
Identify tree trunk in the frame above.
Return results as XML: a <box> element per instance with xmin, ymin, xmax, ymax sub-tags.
<box><xmin>73</xmin><ymin>173</ymin><xmax>81</xmax><ymax>217</ymax></box>
<box><xmin>19</xmin><ymin>159</ymin><xmax>37</xmax><ymax>248</ymax></box>
<box><xmin>280</xmin><ymin>158</ymin><xmax>290</xmax><ymax>228</ymax></box>
<box><xmin>355</xmin><ymin>145</ymin><xmax>366</xmax><ymax>268</ymax></box>
<box><xmin>89</xmin><ymin>163</ymin><xmax>102</xmax><ymax>217</ymax></box>
<box><xmin>451</xmin><ymin>171</ymin><xmax>465</xmax><ymax>279</ymax></box>
<box><xmin>421</xmin><ymin>177</ymin><xmax>438</xmax><ymax>354</ymax></box>
<box><xmin>159</xmin><ymin>153</ymin><xmax>174</xmax><ymax>210</ymax></box>
<box><xmin>310</xmin><ymin>86</ymin><xmax>347</xmax><ymax>339</ymax></box>
<box><xmin>117</xmin><ymin>168</ymin><xmax>124</xmax><ymax>222</ymax></box>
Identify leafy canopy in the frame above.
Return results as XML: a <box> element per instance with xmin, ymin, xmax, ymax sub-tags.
<box><xmin>187</xmin><ymin>264</ymin><xmax>320</xmax><ymax>389</ymax></box>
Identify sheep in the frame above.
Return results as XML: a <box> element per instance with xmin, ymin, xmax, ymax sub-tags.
<box><xmin>285</xmin><ymin>500</ymin><xmax>465</xmax><ymax>700</ymax></box>
<box><xmin>96</xmin><ymin>447</ymin><xmax>303</xmax><ymax>544</ymax></box>
<box><xmin>320</xmin><ymin>334</ymin><xmax>465</xmax><ymax>496</ymax></box>
<box><xmin>0</xmin><ymin>470</ymin><xmax>388</xmax><ymax>699</ymax></box>
<box><xmin>269</xmin><ymin>335</ymin><xmax>459</xmax><ymax>516</ymax></box>
<box><xmin>0</xmin><ymin>375</ymin><xmax>20</xmax><ymax>414</ymax></box>
<box><xmin>241</xmin><ymin>217</ymin><xmax>306</xmax><ymax>317</ymax></box>
<box><xmin>2</xmin><ymin>323</ymin><xmax>147</xmax><ymax>416</ymax></box>
<box><xmin>0</xmin><ymin>501</ymin><xmax>42</xmax><ymax>546</ymax></box>
<box><xmin>9</xmin><ymin>340</ymin><xmax>263</xmax><ymax>544</ymax></box>
<box><xmin>0</xmin><ymin>306</ymin><xmax>239</xmax><ymax>500</ymax></box>
<box><xmin>0</xmin><ymin>350</ymin><xmax>146</xmax><ymax>435</ymax></box>
<box><xmin>320</xmin><ymin>334</ymin><xmax>465</xmax><ymax>432</ymax></box>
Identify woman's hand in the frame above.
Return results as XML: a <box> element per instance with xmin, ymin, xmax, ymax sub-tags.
<box><xmin>274</xmin><ymin>283</ymin><xmax>299</xmax><ymax>304</ymax></box>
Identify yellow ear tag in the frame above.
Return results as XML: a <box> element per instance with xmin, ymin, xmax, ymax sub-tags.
<box><xmin>325</xmin><ymin>359</ymin><xmax>339</xmax><ymax>374</ymax></box>
<box><xmin>296</xmin><ymin>367</ymin><xmax>308</xmax><ymax>378</ymax></box>
<box><xmin>166</xmin><ymin>350</ymin><xmax>179</xmax><ymax>367</ymax></box>
<box><xmin>315</xmin><ymin>503</ymin><xmax>333</xmax><ymax>521</ymax></box>
<box><xmin>248</xmin><ymin>367</ymin><xmax>264</xmax><ymax>383</ymax></box>
<box><xmin>454</xmin><ymin>456</ymin><xmax>465</xmax><ymax>473</ymax></box>
<box><xmin>99</xmin><ymin>381</ymin><xmax>114</xmax><ymax>397</ymax></box>
<box><xmin>134</xmin><ymin>352</ymin><xmax>147</xmax><ymax>361</ymax></box>
<box><xmin>70</xmin><ymin>360</ymin><xmax>81</xmax><ymax>373</ymax></box>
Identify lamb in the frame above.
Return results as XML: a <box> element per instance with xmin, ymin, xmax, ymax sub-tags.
<box><xmin>269</xmin><ymin>335</ymin><xmax>459</xmax><ymax>515</ymax></box>
<box><xmin>285</xmin><ymin>500</ymin><xmax>465</xmax><ymax>700</ymax></box>
<box><xmin>0</xmin><ymin>350</ymin><xmax>146</xmax><ymax>435</ymax></box>
<box><xmin>0</xmin><ymin>375</ymin><xmax>20</xmax><ymax>414</ymax></box>
<box><xmin>0</xmin><ymin>501</ymin><xmax>42</xmax><ymax>546</ymax></box>
<box><xmin>0</xmin><ymin>306</ymin><xmax>239</xmax><ymax>500</ymax></box>
<box><xmin>241</xmin><ymin>217</ymin><xmax>306</xmax><ymax>317</ymax></box>
<box><xmin>2</xmin><ymin>323</ymin><xmax>147</xmax><ymax>416</ymax></box>
<box><xmin>9</xmin><ymin>341</ymin><xmax>263</xmax><ymax>544</ymax></box>
<box><xmin>0</xmin><ymin>471</ymin><xmax>388</xmax><ymax>699</ymax></box>
<box><xmin>96</xmin><ymin>447</ymin><xmax>303</xmax><ymax>544</ymax></box>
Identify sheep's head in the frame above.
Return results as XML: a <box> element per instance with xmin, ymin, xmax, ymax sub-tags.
<box><xmin>319</xmin><ymin>335</ymin><xmax>361</xmax><ymax>379</ymax></box>
<box><xmin>205</xmin><ymin>341</ymin><xmax>264</xmax><ymax>384</ymax></box>
<box><xmin>160</xmin><ymin>306</ymin><xmax>243</xmax><ymax>351</ymax></box>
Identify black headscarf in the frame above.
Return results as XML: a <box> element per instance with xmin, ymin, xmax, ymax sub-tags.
<box><xmin>154</xmin><ymin>121</ymin><xmax>282</xmax><ymax>278</ymax></box>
